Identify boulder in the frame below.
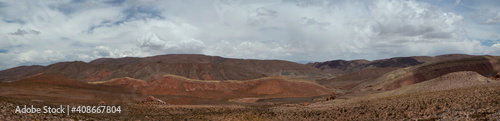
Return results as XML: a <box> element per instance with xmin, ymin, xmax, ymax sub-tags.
<box><xmin>326</xmin><ymin>93</ymin><xmax>336</xmax><ymax>101</ymax></box>
<box><xmin>98</xmin><ymin>101</ymin><xmax>106</xmax><ymax>106</ymax></box>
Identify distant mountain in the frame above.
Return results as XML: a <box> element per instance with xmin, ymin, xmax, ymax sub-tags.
<box><xmin>353</xmin><ymin>55</ymin><xmax>500</xmax><ymax>91</ymax></box>
<box><xmin>0</xmin><ymin>54</ymin><xmax>329</xmax><ymax>83</ymax></box>
<box><xmin>1</xmin><ymin>53</ymin><xmax>499</xmax><ymax>106</ymax></box>
<box><xmin>294</xmin><ymin>60</ymin><xmax>314</xmax><ymax>64</ymax></box>
<box><xmin>307</xmin><ymin>54</ymin><xmax>474</xmax><ymax>76</ymax></box>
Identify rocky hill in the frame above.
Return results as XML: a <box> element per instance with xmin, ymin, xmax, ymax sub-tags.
<box><xmin>354</xmin><ymin>56</ymin><xmax>500</xmax><ymax>91</ymax></box>
<box><xmin>0</xmin><ymin>54</ymin><xmax>329</xmax><ymax>83</ymax></box>
<box><xmin>307</xmin><ymin>54</ymin><xmax>474</xmax><ymax>76</ymax></box>
<box><xmin>96</xmin><ymin>75</ymin><xmax>331</xmax><ymax>99</ymax></box>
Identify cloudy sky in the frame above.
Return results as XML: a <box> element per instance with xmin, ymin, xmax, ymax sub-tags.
<box><xmin>1</xmin><ymin>0</ymin><xmax>500</xmax><ymax>70</ymax></box>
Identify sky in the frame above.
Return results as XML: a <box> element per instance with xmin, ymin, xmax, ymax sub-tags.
<box><xmin>1</xmin><ymin>0</ymin><xmax>500</xmax><ymax>70</ymax></box>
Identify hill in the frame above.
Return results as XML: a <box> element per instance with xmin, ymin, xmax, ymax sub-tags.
<box><xmin>353</xmin><ymin>56</ymin><xmax>500</xmax><ymax>91</ymax></box>
<box><xmin>0</xmin><ymin>54</ymin><xmax>329</xmax><ymax>83</ymax></box>
<box><xmin>96</xmin><ymin>75</ymin><xmax>331</xmax><ymax>100</ymax></box>
<box><xmin>307</xmin><ymin>54</ymin><xmax>474</xmax><ymax>76</ymax></box>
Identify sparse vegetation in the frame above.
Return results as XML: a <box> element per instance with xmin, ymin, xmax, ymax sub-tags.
<box><xmin>1</xmin><ymin>82</ymin><xmax>499</xmax><ymax>120</ymax></box>
<box><xmin>1</xmin><ymin>54</ymin><xmax>500</xmax><ymax>120</ymax></box>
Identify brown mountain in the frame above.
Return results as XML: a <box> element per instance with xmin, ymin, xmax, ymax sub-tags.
<box><xmin>372</xmin><ymin>71</ymin><xmax>494</xmax><ymax>98</ymax></box>
<box><xmin>0</xmin><ymin>54</ymin><xmax>329</xmax><ymax>83</ymax></box>
<box><xmin>95</xmin><ymin>75</ymin><xmax>331</xmax><ymax>100</ymax></box>
<box><xmin>311</xmin><ymin>54</ymin><xmax>478</xmax><ymax>91</ymax></box>
<box><xmin>0</xmin><ymin>73</ymin><xmax>331</xmax><ymax>101</ymax></box>
<box><xmin>316</xmin><ymin>67</ymin><xmax>401</xmax><ymax>90</ymax></box>
<box><xmin>0</xmin><ymin>65</ymin><xmax>44</xmax><ymax>82</ymax></box>
<box><xmin>353</xmin><ymin>55</ymin><xmax>500</xmax><ymax>91</ymax></box>
<box><xmin>307</xmin><ymin>54</ymin><xmax>474</xmax><ymax>76</ymax></box>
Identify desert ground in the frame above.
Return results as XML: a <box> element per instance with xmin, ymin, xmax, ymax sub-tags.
<box><xmin>1</xmin><ymin>54</ymin><xmax>500</xmax><ymax>120</ymax></box>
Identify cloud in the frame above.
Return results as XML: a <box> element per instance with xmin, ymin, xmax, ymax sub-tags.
<box><xmin>247</xmin><ymin>8</ymin><xmax>278</xmax><ymax>26</ymax></box>
<box><xmin>0</xmin><ymin>0</ymin><xmax>500</xmax><ymax>70</ymax></box>
<box><xmin>138</xmin><ymin>32</ymin><xmax>166</xmax><ymax>50</ymax></box>
<box><xmin>493</xmin><ymin>43</ymin><xmax>500</xmax><ymax>48</ymax></box>
<box><xmin>483</xmin><ymin>11</ymin><xmax>500</xmax><ymax>24</ymax></box>
<box><xmin>9</xmin><ymin>29</ymin><xmax>40</xmax><ymax>35</ymax></box>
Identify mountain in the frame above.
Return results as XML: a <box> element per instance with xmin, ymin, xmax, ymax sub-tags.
<box><xmin>0</xmin><ymin>73</ymin><xmax>331</xmax><ymax>101</ymax></box>
<box><xmin>0</xmin><ymin>65</ymin><xmax>44</xmax><ymax>82</ymax></box>
<box><xmin>95</xmin><ymin>75</ymin><xmax>331</xmax><ymax>99</ymax></box>
<box><xmin>307</xmin><ymin>54</ymin><xmax>474</xmax><ymax>76</ymax></box>
<box><xmin>377</xmin><ymin>71</ymin><xmax>494</xmax><ymax>97</ymax></box>
<box><xmin>1</xmin><ymin>53</ymin><xmax>499</xmax><ymax>120</ymax></box>
<box><xmin>0</xmin><ymin>54</ymin><xmax>330</xmax><ymax>83</ymax></box>
<box><xmin>353</xmin><ymin>55</ymin><xmax>500</xmax><ymax>91</ymax></box>
<box><xmin>315</xmin><ymin>67</ymin><xmax>401</xmax><ymax>90</ymax></box>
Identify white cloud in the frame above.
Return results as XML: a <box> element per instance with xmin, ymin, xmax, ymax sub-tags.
<box><xmin>138</xmin><ymin>32</ymin><xmax>167</xmax><ymax>50</ymax></box>
<box><xmin>1</xmin><ymin>0</ymin><xmax>500</xmax><ymax>70</ymax></box>
<box><xmin>493</xmin><ymin>43</ymin><xmax>500</xmax><ymax>48</ymax></box>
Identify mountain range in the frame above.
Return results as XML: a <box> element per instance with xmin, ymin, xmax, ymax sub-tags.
<box><xmin>1</xmin><ymin>53</ymin><xmax>499</xmax><ymax>120</ymax></box>
<box><xmin>1</xmin><ymin>53</ymin><xmax>498</xmax><ymax>100</ymax></box>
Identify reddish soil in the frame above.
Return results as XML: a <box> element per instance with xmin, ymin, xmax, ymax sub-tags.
<box><xmin>1</xmin><ymin>54</ymin><xmax>499</xmax><ymax>120</ymax></box>
<box><xmin>376</xmin><ymin>56</ymin><xmax>500</xmax><ymax>91</ymax></box>
<box><xmin>103</xmin><ymin>76</ymin><xmax>332</xmax><ymax>100</ymax></box>
<box><xmin>0</xmin><ymin>54</ymin><xmax>329</xmax><ymax>83</ymax></box>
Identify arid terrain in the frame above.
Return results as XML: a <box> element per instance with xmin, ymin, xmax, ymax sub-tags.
<box><xmin>1</xmin><ymin>54</ymin><xmax>499</xmax><ymax>120</ymax></box>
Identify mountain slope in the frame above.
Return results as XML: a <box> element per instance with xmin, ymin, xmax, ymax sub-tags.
<box><xmin>355</xmin><ymin>71</ymin><xmax>497</xmax><ymax>101</ymax></box>
<box><xmin>307</xmin><ymin>54</ymin><xmax>474</xmax><ymax>76</ymax></box>
<box><xmin>354</xmin><ymin>56</ymin><xmax>500</xmax><ymax>91</ymax></box>
<box><xmin>90</xmin><ymin>54</ymin><xmax>329</xmax><ymax>79</ymax></box>
<box><xmin>0</xmin><ymin>54</ymin><xmax>329</xmax><ymax>83</ymax></box>
<box><xmin>94</xmin><ymin>75</ymin><xmax>332</xmax><ymax>99</ymax></box>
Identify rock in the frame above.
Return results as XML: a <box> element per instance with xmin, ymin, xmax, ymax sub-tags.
<box><xmin>138</xmin><ymin>96</ymin><xmax>166</xmax><ymax>105</ymax></box>
<box><xmin>302</xmin><ymin>102</ymin><xmax>310</xmax><ymax>106</ymax></box>
<box><xmin>326</xmin><ymin>93</ymin><xmax>336</xmax><ymax>101</ymax></box>
<box><xmin>98</xmin><ymin>101</ymin><xmax>106</xmax><ymax>106</ymax></box>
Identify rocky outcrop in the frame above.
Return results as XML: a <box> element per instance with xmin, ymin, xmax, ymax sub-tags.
<box><xmin>491</xmin><ymin>72</ymin><xmax>500</xmax><ymax>80</ymax></box>
<box><xmin>325</xmin><ymin>93</ymin><xmax>336</xmax><ymax>101</ymax></box>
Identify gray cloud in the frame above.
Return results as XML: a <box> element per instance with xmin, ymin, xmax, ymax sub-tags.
<box><xmin>0</xmin><ymin>0</ymin><xmax>500</xmax><ymax>70</ymax></box>
<box><xmin>0</xmin><ymin>1</ymin><xmax>6</xmax><ymax>8</ymax></box>
<box><xmin>292</xmin><ymin>0</ymin><xmax>329</xmax><ymax>7</ymax></box>
<box><xmin>422</xmin><ymin>32</ymin><xmax>453</xmax><ymax>39</ymax></box>
<box><xmin>248</xmin><ymin>8</ymin><xmax>278</xmax><ymax>26</ymax></box>
<box><xmin>9</xmin><ymin>29</ymin><xmax>40</xmax><ymax>35</ymax></box>
<box><xmin>483</xmin><ymin>11</ymin><xmax>500</xmax><ymax>24</ymax></box>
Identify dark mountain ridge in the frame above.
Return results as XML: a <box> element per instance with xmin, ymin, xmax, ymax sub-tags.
<box><xmin>307</xmin><ymin>54</ymin><xmax>474</xmax><ymax>76</ymax></box>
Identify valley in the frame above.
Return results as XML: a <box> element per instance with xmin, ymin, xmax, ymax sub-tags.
<box><xmin>1</xmin><ymin>54</ymin><xmax>499</xmax><ymax>120</ymax></box>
